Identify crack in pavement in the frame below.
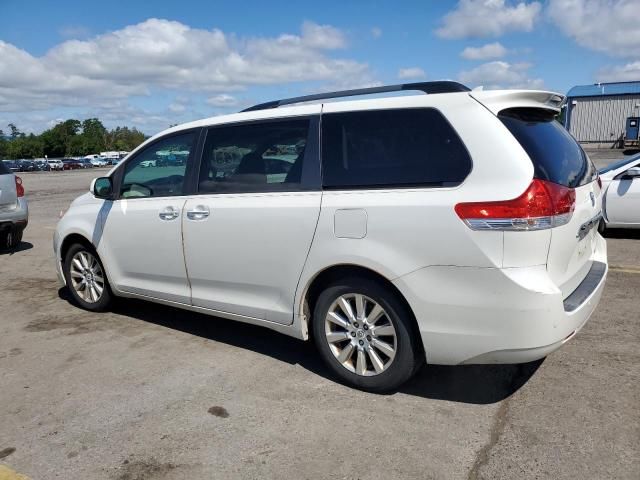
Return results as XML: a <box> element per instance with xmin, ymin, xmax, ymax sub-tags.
<box><xmin>467</xmin><ymin>397</ymin><xmax>511</xmax><ymax>480</ymax></box>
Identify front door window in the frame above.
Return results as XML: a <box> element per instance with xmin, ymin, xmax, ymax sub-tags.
<box><xmin>120</xmin><ymin>132</ymin><xmax>196</xmax><ymax>198</ymax></box>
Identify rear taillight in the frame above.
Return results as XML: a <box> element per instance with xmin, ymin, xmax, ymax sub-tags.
<box><xmin>455</xmin><ymin>179</ymin><xmax>575</xmax><ymax>231</ymax></box>
<box><xmin>15</xmin><ymin>176</ymin><xmax>24</xmax><ymax>197</ymax></box>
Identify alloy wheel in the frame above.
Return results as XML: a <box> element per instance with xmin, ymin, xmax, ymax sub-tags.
<box><xmin>324</xmin><ymin>293</ymin><xmax>397</xmax><ymax>376</ymax></box>
<box><xmin>69</xmin><ymin>250</ymin><xmax>105</xmax><ymax>303</ymax></box>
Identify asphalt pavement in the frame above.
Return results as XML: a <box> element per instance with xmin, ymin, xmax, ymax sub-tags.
<box><xmin>0</xmin><ymin>163</ymin><xmax>638</xmax><ymax>480</ymax></box>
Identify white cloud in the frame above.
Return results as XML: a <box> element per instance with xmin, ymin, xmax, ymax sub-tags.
<box><xmin>458</xmin><ymin>60</ymin><xmax>544</xmax><ymax>89</ymax></box>
<box><xmin>461</xmin><ymin>42</ymin><xmax>508</xmax><ymax>60</ymax></box>
<box><xmin>398</xmin><ymin>67</ymin><xmax>427</xmax><ymax>80</ymax></box>
<box><xmin>299</xmin><ymin>21</ymin><xmax>347</xmax><ymax>49</ymax></box>
<box><xmin>168</xmin><ymin>103</ymin><xmax>187</xmax><ymax>113</ymax></box>
<box><xmin>548</xmin><ymin>0</ymin><xmax>640</xmax><ymax>57</ymax></box>
<box><xmin>371</xmin><ymin>27</ymin><xmax>382</xmax><ymax>39</ymax></box>
<box><xmin>597</xmin><ymin>61</ymin><xmax>640</xmax><ymax>82</ymax></box>
<box><xmin>436</xmin><ymin>0</ymin><xmax>541</xmax><ymax>39</ymax></box>
<box><xmin>206</xmin><ymin>94</ymin><xmax>239</xmax><ymax>107</ymax></box>
<box><xmin>0</xmin><ymin>18</ymin><xmax>374</xmax><ymax>117</ymax></box>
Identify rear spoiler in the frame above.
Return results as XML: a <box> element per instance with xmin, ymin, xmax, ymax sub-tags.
<box><xmin>469</xmin><ymin>90</ymin><xmax>565</xmax><ymax>115</ymax></box>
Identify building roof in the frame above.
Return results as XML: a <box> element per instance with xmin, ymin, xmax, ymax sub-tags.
<box><xmin>567</xmin><ymin>81</ymin><xmax>640</xmax><ymax>98</ymax></box>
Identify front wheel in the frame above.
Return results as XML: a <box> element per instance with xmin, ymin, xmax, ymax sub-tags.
<box><xmin>312</xmin><ymin>277</ymin><xmax>422</xmax><ymax>392</ymax></box>
<box><xmin>63</xmin><ymin>243</ymin><xmax>113</xmax><ymax>311</ymax></box>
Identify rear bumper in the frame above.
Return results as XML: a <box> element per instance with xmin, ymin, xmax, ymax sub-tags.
<box><xmin>0</xmin><ymin>197</ymin><xmax>29</xmax><ymax>231</ymax></box>
<box><xmin>393</xmin><ymin>234</ymin><xmax>607</xmax><ymax>365</ymax></box>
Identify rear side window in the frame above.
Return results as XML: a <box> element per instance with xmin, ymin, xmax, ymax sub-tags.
<box><xmin>0</xmin><ymin>161</ymin><xmax>10</xmax><ymax>175</ymax></box>
<box><xmin>321</xmin><ymin>108</ymin><xmax>471</xmax><ymax>189</ymax></box>
<box><xmin>198</xmin><ymin>119</ymin><xmax>310</xmax><ymax>193</ymax></box>
<box><xmin>499</xmin><ymin>108</ymin><xmax>596</xmax><ymax>188</ymax></box>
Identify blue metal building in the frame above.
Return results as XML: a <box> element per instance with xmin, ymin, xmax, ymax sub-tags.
<box><xmin>565</xmin><ymin>81</ymin><xmax>640</xmax><ymax>144</ymax></box>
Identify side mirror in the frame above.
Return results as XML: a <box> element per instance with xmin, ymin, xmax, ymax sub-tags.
<box><xmin>624</xmin><ymin>167</ymin><xmax>640</xmax><ymax>178</ymax></box>
<box><xmin>92</xmin><ymin>177</ymin><xmax>113</xmax><ymax>199</ymax></box>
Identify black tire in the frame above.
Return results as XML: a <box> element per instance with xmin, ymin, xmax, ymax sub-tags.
<box><xmin>0</xmin><ymin>228</ymin><xmax>22</xmax><ymax>250</ymax></box>
<box><xmin>312</xmin><ymin>277</ymin><xmax>423</xmax><ymax>393</ymax></box>
<box><xmin>598</xmin><ymin>218</ymin><xmax>606</xmax><ymax>235</ymax></box>
<box><xmin>63</xmin><ymin>243</ymin><xmax>113</xmax><ymax>311</ymax></box>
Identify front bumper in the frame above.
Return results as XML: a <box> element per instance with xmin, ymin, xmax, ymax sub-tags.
<box><xmin>53</xmin><ymin>229</ymin><xmax>66</xmax><ymax>287</ymax></box>
<box><xmin>393</xmin><ymin>234</ymin><xmax>607</xmax><ymax>365</ymax></box>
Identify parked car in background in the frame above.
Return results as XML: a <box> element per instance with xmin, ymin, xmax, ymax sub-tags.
<box><xmin>2</xmin><ymin>160</ymin><xmax>20</xmax><ymax>172</ymax></box>
<box><xmin>34</xmin><ymin>160</ymin><xmax>51</xmax><ymax>171</ymax></box>
<box><xmin>62</xmin><ymin>159</ymin><xmax>83</xmax><ymax>170</ymax></box>
<box><xmin>599</xmin><ymin>154</ymin><xmax>640</xmax><ymax>231</ymax></box>
<box><xmin>0</xmin><ymin>160</ymin><xmax>28</xmax><ymax>249</ymax></box>
<box><xmin>17</xmin><ymin>160</ymin><xmax>37</xmax><ymax>172</ymax></box>
<box><xmin>54</xmin><ymin>82</ymin><xmax>607</xmax><ymax>392</ymax></box>
<box><xmin>90</xmin><ymin>157</ymin><xmax>109</xmax><ymax>167</ymax></box>
<box><xmin>48</xmin><ymin>159</ymin><xmax>64</xmax><ymax>171</ymax></box>
<box><xmin>78</xmin><ymin>159</ymin><xmax>94</xmax><ymax>169</ymax></box>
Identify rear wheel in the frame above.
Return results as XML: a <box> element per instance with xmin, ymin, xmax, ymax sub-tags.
<box><xmin>598</xmin><ymin>218</ymin><xmax>606</xmax><ymax>235</ymax></box>
<box><xmin>0</xmin><ymin>228</ymin><xmax>22</xmax><ymax>250</ymax></box>
<box><xmin>63</xmin><ymin>243</ymin><xmax>113</xmax><ymax>311</ymax></box>
<box><xmin>312</xmin><ymin>277</ymin><xmax>422</xmax><ymax>392</ymax></box>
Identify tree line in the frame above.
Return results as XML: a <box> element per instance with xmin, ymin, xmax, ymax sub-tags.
<box><xmin>0</xmin><ymin>119</ymin><xmax>147</xmax><ymax>159</ymax></box>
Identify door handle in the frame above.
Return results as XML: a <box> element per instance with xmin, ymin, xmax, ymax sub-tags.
<box><xmin>159</xmin><ymin>206</ymin><xmax>179</xmax><ymax>221</ymax></box>
<box><xmin>186</xmin><ymin>205</ymin><xmax>210</xmax><ymax>221</ymax></box>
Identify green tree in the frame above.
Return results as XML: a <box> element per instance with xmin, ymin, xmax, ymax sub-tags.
<box><xmin>105</xmin><ymin>126</ymin><xmax>146</xmax><ymax>151</ymax></box>
<box><xmin>41</xmin><ymin>119</ymin><xmax>81</xmax><ymax>157</ymax></box>
<box><xmin>5</xmin><ymin>134</ymin><xmax>43</xmax><ymax>159</ymax></box>
<box><xmin>7</xmin><ymin>123</ymin><xmax>26</xmax><ymax>139</ymax></box>
<box><xmin>80</xmin><ymin>118</ymin><xmax>107</xmax><ymax>154</ymax></box>
<box><xmin>1</xmin><ymin>118</ymin><xmax>147</xmax><ymax>159</ymax></box>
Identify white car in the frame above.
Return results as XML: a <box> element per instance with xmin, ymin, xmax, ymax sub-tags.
<box><xmin>54</xmin><ymin>82</ymin><xmax>607</xmax><ymax>391</ymax></box>
<box><xmin>90</xmin><ymin>157</ymin><xmax>109</xmax><ymax>167</ymax></box>
<box><xmin>47</xmin><ymin>159</ymin><xmax>64</xmax><ymax>171</ymax></box>
<box><xmin>599</xmin><ymin>154</ymin><xmax>640</xmax><ymax>230</ymax></box>
<box><xmin>0</xmin><ymin>161</ymin><xmax>28</xmax><ymax>248</ymax></box>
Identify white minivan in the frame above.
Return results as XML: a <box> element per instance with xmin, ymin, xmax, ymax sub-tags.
<box><xmin>54</xmin><ymin>82</ymin><xmax>607</xmax><ymax>391</ymax></box>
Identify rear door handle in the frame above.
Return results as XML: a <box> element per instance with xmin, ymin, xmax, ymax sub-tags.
<box><xmin>186</xmin><ymin>205</ymin><xmax>210</xmax><ymax>221</ymax></box>
<box><xmin>159</xmin><ymin>206</ymin><xmax>179</xmax><ymax>221</ymax></box>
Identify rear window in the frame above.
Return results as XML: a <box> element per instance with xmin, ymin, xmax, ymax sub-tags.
<box><xmin>0</xmin><ymin>161</ymin><xmax>11</xmax><ymax>175</ymax></box>
<box><xmin>499</xmin><ymin>108</ymin><xmax>596</xmax><ymax>188</ymax></box>
<box><xmin>321</xmin><ymin>108</ymin><xmax>472</xmax><ymax>189</ymax></box>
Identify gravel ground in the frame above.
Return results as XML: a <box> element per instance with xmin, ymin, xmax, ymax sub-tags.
<box><xmin>0</xmin><ymin>167</ymin><xmax>638</xmax><ymax>480</ymax></box>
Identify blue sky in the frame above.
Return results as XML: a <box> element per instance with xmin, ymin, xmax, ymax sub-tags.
<box><xmin>1</xmin><ymin>0</ymin><xmax>639</xmax><ymax>134</ymax></box>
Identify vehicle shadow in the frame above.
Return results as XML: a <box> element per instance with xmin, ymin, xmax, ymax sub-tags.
<box><xmin>401</xmin><ymin>359</ymin><xmax>543</xmax><ymax>404</ymax></box>
<box><xmin>64</xmin><ymin>294</ymin><xmax>541</xmax><ymax>404</ymax></box>
<box><xmin>0</xmin><ymin>241</ymin><xmax>34</xmax><ymax>255</ymax></box>
<box><xmin>603</xmin><ymin>228</ymin><xmax>640</xmax><ymax>240</ymax></box>
<box><xmin>622</xmin><ymin>148</ymin><xmax>640</xmax><ymax>156</ymax></box>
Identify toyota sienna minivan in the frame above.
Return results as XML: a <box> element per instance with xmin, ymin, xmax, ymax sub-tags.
<box><xmin>54</xmin><ymin>82</ymin><xmax>607</xmax><ymax>391</ymax></box>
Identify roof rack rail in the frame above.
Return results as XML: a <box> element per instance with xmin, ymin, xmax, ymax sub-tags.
<box><xmin>241</xmin><ymin>81</ymin><xmax>470</xmax><ymax>112</ymax></box>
